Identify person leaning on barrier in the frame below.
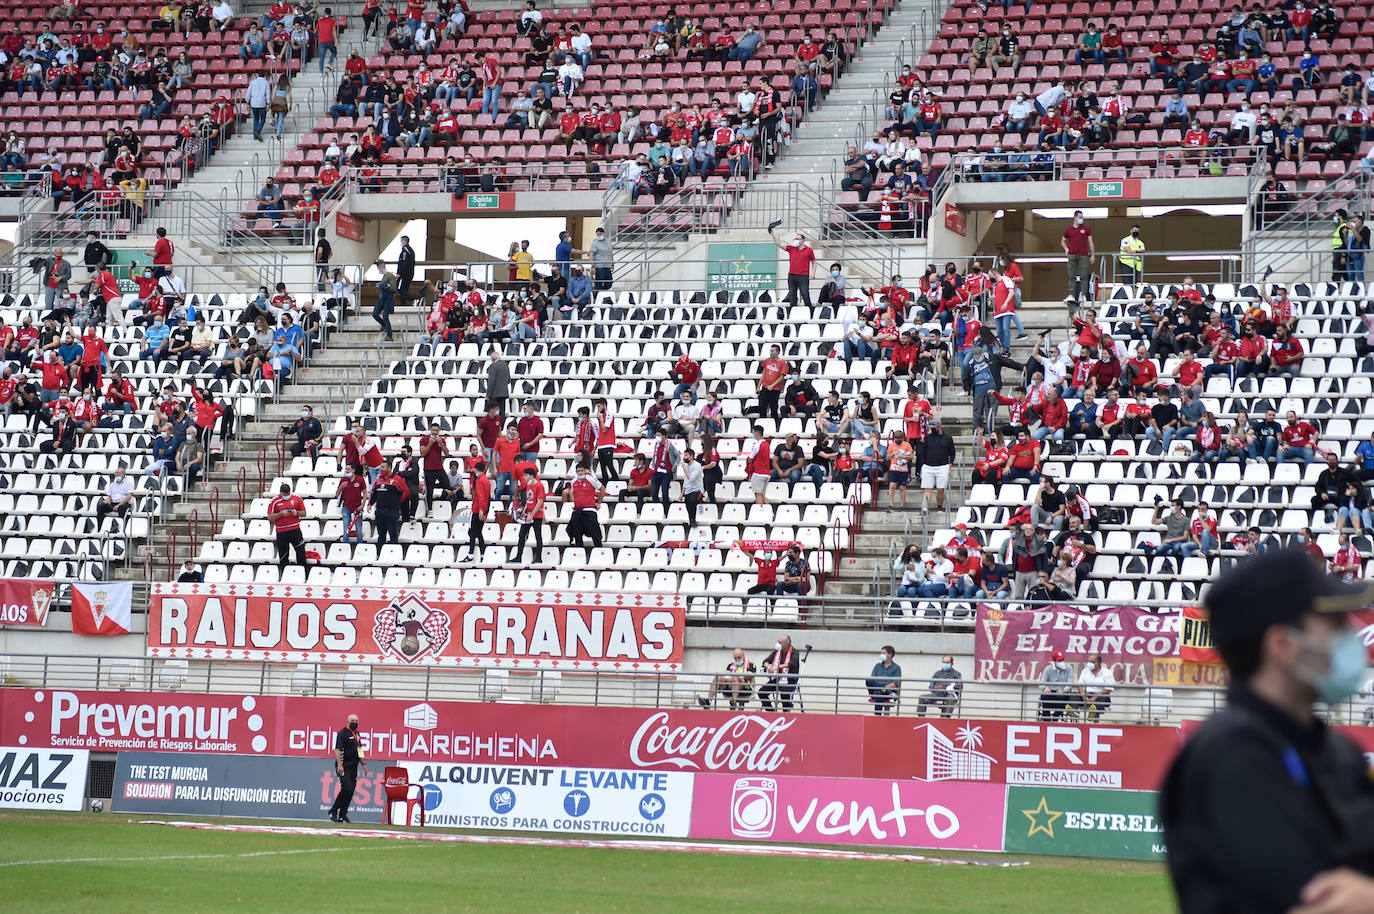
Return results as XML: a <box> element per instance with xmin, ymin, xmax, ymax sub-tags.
<box><xmin>1161</xmin><ymin>548</ymin><xmax>1374</xmax><ymax>914</ymax></box>
<box><xmin>865</xmin><ymin>645</ymin><xmax>902</xmax><ymax>715</ymax></box>
<box><xmin>758</xmin><ymin>635</ymin><xmax>801</xmax><ymax>712</ymax></box>
<box><xmin>696</xmin><ymin>648</ymin><xmax>756</xmax><ymax>711</ymax></box>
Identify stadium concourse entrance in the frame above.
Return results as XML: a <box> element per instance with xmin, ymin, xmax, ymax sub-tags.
<box><xmin>928</xmin><ymin>175</ymin><xmax>1254</xmax><ymax>301</ymax></box>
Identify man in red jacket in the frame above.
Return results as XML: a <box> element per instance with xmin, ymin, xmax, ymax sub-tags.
<box><xmin>1032</xmin><ymin>386</ymin><xmax>1068</xmax><ymax>452</ymax></box>
<box><xmin>564</xmin><ymin>460</ymin><xmax>604</xmax><ymax>548</ymax></box>
<box><xmin>462</xmin><ymin>459</ymin><xmax>491</xmax><ymax>560</ymax></box>
<box><xmin>267</xmin><ymin>482</ymin><xmax>308</xmax><ymax>571</ymax></box>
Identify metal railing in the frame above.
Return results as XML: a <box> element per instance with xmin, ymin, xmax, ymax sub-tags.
<box><xmin>5</xmin><ymin>650</ymin><xmax>1370</xmax><ymax>726</ymax></box>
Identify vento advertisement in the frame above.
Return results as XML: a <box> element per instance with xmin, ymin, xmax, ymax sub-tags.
<box><xmin>398</xmin><ymin>763</ymin><xmax>694</xmax><ymax>836</ymax></box>
<box><xmin>688</xmin><ymin>774</ymin><xmax>1008</xmax><ymax>851</ymax></box>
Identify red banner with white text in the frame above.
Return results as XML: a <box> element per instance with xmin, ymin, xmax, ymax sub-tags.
<box><xmin>0</xmin><ymin>578</ymin><xmax>56</xmax><ymax>628</ymax></box>
<box><xmin>974</xmin><ymin>604</ymin><xmax>1180</xmax><ymax>684</ymax></box>
<box><xmin>147</xmin><ymin>584</ymin><xmax>685</xmax><ymax>670</ymax></box>
<box><xmin>0</xmin><ymin>690</ymin><xmax>863</xmax><ymax>775</ymax></box>
<box><xmin>861</xmin><ymin>716</ymin><xmax>1180</xmax><ymax>790</ymax></box>
<box><xmin>0</xmin><ymin>688</ymin><xmax>1190</xmax><ymax>789</ymax></box>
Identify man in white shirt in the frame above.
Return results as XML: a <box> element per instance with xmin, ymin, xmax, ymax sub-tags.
<box><xmin>1228</xmin><ymin>102</ymin><xmax>1258</xmax><ymax>143</ymax></box>
<box><xmin>212</xmin><ymin>0</ymin><xmax>235</xmax><ymax>30</ymax></box>
<box><xmin>663</xmin><ymin>391</ymin><xmax>701</xmax><ymax>440</ymax></box>
<box><xmin>96</xmin><ymin>465</ymin><xmax>135</xmax><ymax>523</ymax></box>
<box><xmin>678</xmin><ymin>448</ymin><xmax>704</xmax><ymax>526</ymax></box>
<box><xmin>736</xmin><ymin>87</ymin><xmax>757</xmax><ymax>117</ymax></box>
<box><xmin>158</xmin><ymin>269</ymin><xmax>187</xmax><ymax>299</ymax></box>
<box><xmin>1077</xmin><ymin>653</ymin><xmax>1115</xmax><ymax>719</ymax></box>
<box><xmin>1033</xmin><ymin>80</ymin><xmax>1070</xmax><ymax>119</ymax></box>
<box><xmin>569</xmin><ymin>25</ymin><xmax>592</xmax><ymax>69</ymax></box>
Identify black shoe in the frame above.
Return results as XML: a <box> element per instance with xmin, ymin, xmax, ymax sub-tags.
<box><xmin>340</xmin><ymin>815</ymin><xmax>352</xmax><ymax>824</ymax></box>
<box><xmin>327</xmin><ymin>811</ymin><xmax>338</xmax><ymax>822</ymax></box>
<box><xmin>696</xmin><ymin>696</ymin><xmax>709</xmax><ymax>709</ymax></box>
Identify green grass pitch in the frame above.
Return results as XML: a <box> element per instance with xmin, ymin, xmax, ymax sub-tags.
<box><xmin>0</xmin><ymin>811</ymin><xmax>1174</xmax><ymax>913</ymax></box>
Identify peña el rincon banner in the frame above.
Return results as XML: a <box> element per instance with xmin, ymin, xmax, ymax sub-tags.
<box><xmin>974</xmin><ymin>604</ymin><xmax>1180</xmax><ymax>684</ymax></box>
<box><xmin>1002</xmin><ymin>786</ymin><xmax>1167</xmax><ymax>860</ymax></box>
<box><xmin>147</xmin><ymin>584</ymin><xmax>684</xmax><ymax>670</ymax></box>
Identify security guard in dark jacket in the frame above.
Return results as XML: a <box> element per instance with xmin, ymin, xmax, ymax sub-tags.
<box><xmin>1160</xmin><ymin>548</ymin><xmax>1374</xmax><ymax>914</ymax></box>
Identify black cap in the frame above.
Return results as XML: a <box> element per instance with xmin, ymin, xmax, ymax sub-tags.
<box><xmin>1204</xmin><ymin>547</ymin><xmax>1374</xmax><ymax>654</ymax></box>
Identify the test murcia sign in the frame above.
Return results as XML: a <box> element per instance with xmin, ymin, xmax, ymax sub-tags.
<box><xmin>147</xmin><ymin>584</ymin><xmax>685</xmax><ymax>670</ymax></box>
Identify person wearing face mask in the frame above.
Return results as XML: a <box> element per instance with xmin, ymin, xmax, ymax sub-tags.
<box><xmin>327</xmin><ymin>713</ymin><xmax>368</xmax><ymax>823</ymax></box>
<box><xmin>1118</xmin><ymin>224</ymin><xmax>1145</xmax><ymax>286</ymax></box>
<box><xmin>865</xmin><ymin>646</ymin><xmax>902</xmax><ymax>715</ymax></box>
<box><xmin>1059</xmin><ymin>209</ymin><xmax>1095</xmax><ymax>312</ymax></box>
<box><xmin>1038</xmin><ymin>649</ymin><xmax>1075</xmax><ymax>720</ymax></box>
<box><xmin>916</xmin><ymin>654</ymin><xmax>963</xmax><ymax>718</ymax></box>
<box><xmin>818</xmin><ymin>261</ymin><xmax>846</xmax><ymax>306</ymax></box>
<box><xmin>758</xmin><ymin>635</ymin><xmax>801</xmax><ymax>712</ymax></box>
<box><xmin>770</xmin><ymin>225</ymin><xmax>816</xmax><ymax>307</ymax></box>
<box><xmin>284</xmin><ymin>404</ymin><xmax>323</xmax><ymax>463</ymax></box>
<box><xmin>1161</xmin><ymin>549</ymin><xmax>1374</xmax><ymax>913</ymax></box>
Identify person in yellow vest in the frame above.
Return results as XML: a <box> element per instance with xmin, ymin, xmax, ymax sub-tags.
<box><xmin>1332</xmin><ymin>208</ymin><xmax>1350</xmax><ymax>282</ymax></box>
<box><xmin>1118</xmin><ymin>224</ymin><xmax>1145</xmax><ymax>287</ymax></box>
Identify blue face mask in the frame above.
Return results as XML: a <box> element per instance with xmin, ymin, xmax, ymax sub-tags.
<box><xmin>940</xmin><ymin>661</ymin><xmax>952</xmax><ymax>671</ymax></box>
<box><xmin>831</xmin><ymin>269</ymin><xmax>840</xmax><ymax>278</ymax></box>
<box><xmin>1294</xmin><ymin>628</ymin><xmax>1368</xmax><ymax>704</ymax></box>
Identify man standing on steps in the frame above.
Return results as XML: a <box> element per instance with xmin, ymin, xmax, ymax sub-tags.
<box><xmin>396</xmin><ymin>235</ymin><xmax>416</xmax><ymax>306</ymax></box>
<box><xmin>770</xmin><ymin>224</ymin><xmax>816</xmax><ymax>307</ymax></box>
<box><xmin>1060</xmin><ymin>209</ymin><xmax>1096</xmax><ymax>314</ymax></box>
<box><xmin>484</xmin><ymin>348</ymin><xmax>510</xmax><ymax>414</ymax></box>
<box><xmin>921</xmin><ymin>417</ymin><xmax>955</xmax><ymax>514</ymax></box>
<box><xmin>246</xmin><ymin>68</ymin><xmax>271</xmax><ymax>141</ymax></box>
<box><xmin>1118</xmin><ymin>223</ymin><xmax>1145</xmax><ymax>287</ymax></box>
<box><xmin>419</xmin><ymin>422</ymin><xmax>450</xmax><ymax>514</ymax></box>
<box><xmin>373</xmin><ymin>259</ymin><xmax>396</xmax><ymax>340</ymax></box>
<box><xmin>267</xmin><ymin>482</ymin><xmax>308</xmax><ymax>571</ymax></box>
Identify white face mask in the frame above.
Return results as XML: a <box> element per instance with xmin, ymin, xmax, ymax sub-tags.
<box><xmin>878</xmin><ymin>653</ymin><xmax>888</xmax><ymax>662</ymax></box>
<box><xmin>774</xmin><ymin>641</ymin><xmax>782</xmax><ymax>651</ymax></box>
<box><xmin>1055</xmin><ymin>660</ymin><xmax>1066</xmax><ymax>670</ymax></box>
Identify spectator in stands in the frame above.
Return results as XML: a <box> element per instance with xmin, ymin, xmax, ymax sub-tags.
<box><xmin>989</xmin><ymin>24</ymin><xmax>1020</xmax><ymax>74</ymax></box>
<box><xmin>921</xmin><ymin>418</ymin><xmax>954</xmax><ymax>512</ymax></box>
<box><xmin>1278</xmin><ymin>410</ymin><xmax>1319</xmax><ymax>465</ymax></box>
<box><xmin>95</xmin><ymin>464</ymin><xmax>135</xmax><ymax>524</ymax></box>
<box><xmin>1144</xmin><ymin>497</ymin><xmax>1200</xmax><ymax>558</ymax></box>
<box><xmin>1005</xmin><ymin>428</ymin><xmax>1042</xmax><ymax>483</ymax></box>
<box><xmin>1077</xmin><ymin>654</ymin><xmax>1115</xmax><ymax>719</ymax></box>
<box><xmin>1312</xmin><ymin>452</ymin><xmax>1357</xmax><ymax>514</ymax></box>
<box><xmin>915</xmin><ymin>655</ymin><xmax>962</xmax><ymax>718</ymax></box>
<box><xmin>758</xmin><ymin>636</ymin><xmax>800</xmax><ymax>711</ymax></box>
<box><xmin>1010</xmin><ymin>523</ymin><xmax>1048</xmax><ymax>596</ymax></box>
<box><xmin>1145</xmin><ymin>388</ymin><xmax>1181</xmax><ymax>449</ymax></box>
<box><xmin>697</xmin><ymin>648</ymin><xmax>756</xmax><ymax>711</ymax></box>
<box><xmin>968</xmin><ymin>26</ymin><xmax>996</xmax><ymax>73</ymax></box>
<box><xmin>1032</xmin><ymin>477</ymin><xmax>1068</xmax><ymax>531</ymax></box>
<box><xmin>1075</xmin><ymin>22</ymin><xmax>1104</xmax><ymax>66</ymax></box>
<box><xmin>39</xmin><ymin>248</ymin><xmax>71</xmax><ymax>310</ymax></box>
<box><xmin>776</xmin><ymin>545</ymin><xmax>809</xmax><ymax>597</ymax></box>
<box><xmin>1060</xmin><ymin>210</ymin><xmax>1095</xmax><ymax>312</ymax></box>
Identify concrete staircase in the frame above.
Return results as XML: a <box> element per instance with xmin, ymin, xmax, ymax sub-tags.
<box><xmin>140</xmin><ymin>305</ymin><xmax>423</xmax><ymax>573</ymax></box>
<box><xmin>826</xmin><ymin>298</ymin><xmax>1072</xmax><ymax>597</ymax></box>
<box><xmin>758</xmin><ymin>0</ymin><xmax>949</xmax><ymax>191</ymax></box>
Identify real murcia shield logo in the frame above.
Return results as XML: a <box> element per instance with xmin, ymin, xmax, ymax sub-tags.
<box><xmin>981</xmin><ymin>607</ymin><xmax>1008</xmax><ymax>657</ymax></box>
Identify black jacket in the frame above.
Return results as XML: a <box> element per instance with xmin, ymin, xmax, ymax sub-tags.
<box><xmin>762</xmin><ymin>646</ymin><xmax>801</xmax><ymax>681</ymax></box>
<box><xmin>1314</xmin><ymin>465</ymin><xmax>1358</xmax><ymax>500</ymax></box>
<box><xmin>920</xmin><ymin>431</ymin><xmax>956</xmax><ymax>467</ymax></box>
<box><xmin>1161</xmin><ymin>689</ymin><xmax>1374</xmax><ymax>913</ymax></box>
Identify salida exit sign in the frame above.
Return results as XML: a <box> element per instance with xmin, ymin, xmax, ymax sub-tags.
<box><xmin>1069</xmin><ymin>179</ymin><xmax>1141</xmax><ymax>201</ymax></box>
<box><xmin>451</xmin><ymin>192</ymin><xmax>515</xmax><ymax>212</ymax></box>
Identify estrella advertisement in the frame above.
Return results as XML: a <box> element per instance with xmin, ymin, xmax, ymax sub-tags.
<box><xmin>1002</xmin><ymin>786</ymin><xmax>1167</xmax><ymax>860</ymax></box>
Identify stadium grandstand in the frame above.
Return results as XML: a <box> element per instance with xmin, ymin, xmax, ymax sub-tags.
<box><xmin>1</xmin><ymin>0</ymin><xmax>1373</xmax><ymax>824</ymax></box>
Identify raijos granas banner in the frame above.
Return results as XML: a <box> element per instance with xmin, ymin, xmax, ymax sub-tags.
<box><xmin>147</xmin><ymin>583</ymin><xmax>685</xmax><ymax>670</ymax></box>
<box><xmin>975</xmin><ymin>604</ymin><xmax>1180</xmax><ymax>683</ymax></box>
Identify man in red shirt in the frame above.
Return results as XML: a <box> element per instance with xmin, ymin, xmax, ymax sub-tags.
<box><xmin>462</xmin><ymin>458</ymin><xmax>491</xmax><ymax>559</ymax></box>
<box><xmin>1059</xmin><ymin>209</ymin><xmax>1095</xmax><ymax>312</ymax></box>
<box><xmin>1236</xmin><ymin>324</ymin><xmax>1271</xmax><ymax>378</ymax></box>
<box><xmin>77</xmin><ymin>327</ymin><xmax>105</xmax><ymax>391</ymax></box>
<box><xmin>670</xmin><ymin>352</ymin><xmax>702</xmax><ymax>402</ymax></box>
<box><xmin>419</xmin><ymin>422</ymin><xmax>450</xmax><ymax>513</ymax></box>
<box><xmin>336</xmin><ymin>464</ymin><xmax>368</xmax><ymax>546</ymax></box>
<box><xmin>510</xmin><ymin>466</ymin><xmax>547</xmax><ymax>564</ymax></box>
<box><xmin>746</xmin><ymin>424</ymin><xmax>772</xmax><ymax>505</ymax></box>
<box><xmin>770</xmin><ymin>225</ymin><xmax>816</xmax><ymax>307</ymax></box>
<box><xmin>316</xmin><ymin>9</ymin><xmax>338</xmax><ymax>72</ymax></box>
<box><xmin>267</xmin><ymin>482</ymin><xmax>308</xmax><ymax>570</ymax></box>
<box><xmin>756</xmin><ymin>344</ymin><xmax>788</xmax><ymax>422</ymax></box>
<box><xmin>492</xmin><ymin>424</ymin><xmax>520</xmax><ymax>508</ymax></box>
<box><xmin>1003</xmin><ymin>427</ymin><xmax>1041</xmax><ymax>484</ymax></box>
<box><xmin>1278</xmin><ymin>410</ymin><xmax>1318</xmax><ymax>466</ymax></box>
<box><xmin>1122</xmin><ymin>344</ymin><xmax>1159</xmax><ymax>394</ymax></box>
<box><xmin>1271</xmin><ymin>326</ymin><xmax>1305</xmax><ymax>374</ymax></box>
<box><xmin>564</xmin><ymin>460</ymin><xmax>604</xmax><ymax>548</ymax></box>
<box><xmin>902</xmin><ymin>387</ymin><xmax>931</xmax><ymax>442</ymax></box>
<box><xmin>517</xmin><ymin>400</ymin><xmax>544</xmax><ymax>461</ymax></box>
<box><xmin>146</xmin><ymin>227</ymin><xmax>174</xmax><ymax>279</ymax></box>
